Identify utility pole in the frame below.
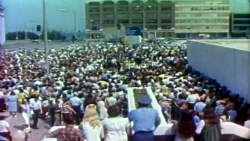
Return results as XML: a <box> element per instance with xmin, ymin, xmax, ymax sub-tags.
<box><xmin>43</xmin><ymin>0</ymin><xmax>49</xmax><ymax>75</ymax></box>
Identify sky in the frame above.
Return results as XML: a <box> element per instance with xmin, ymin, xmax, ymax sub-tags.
<box><xmin>230</xmin><ymin>0</ymin><xmax>250</xmax><ymax>13</ymax></box>
<box><xmin>3</xmin><ymin>0</ymin><xmax>85</xmax><ymax>33</ymax></box>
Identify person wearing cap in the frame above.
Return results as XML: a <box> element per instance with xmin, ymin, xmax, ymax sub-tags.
<box><xmin>128</xmin><ymin>94</ymin><xmax>161</xmax><ymax>141</ymax></box>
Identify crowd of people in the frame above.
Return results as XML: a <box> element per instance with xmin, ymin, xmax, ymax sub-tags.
<box><xmin>0</xmin><ymin>40</ymin><xmax>249</xmax><ymax>141</ymax></box>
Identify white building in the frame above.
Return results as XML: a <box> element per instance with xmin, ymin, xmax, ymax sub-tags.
<box><xmin>174</xmin><ymin>0</ymin><xmax>230</xmax><ymax>38</ymax></box>
<box><xmin>0</xmin><ymin>4</ymin><xmax>5</xmax><ymax>45</ymax></box>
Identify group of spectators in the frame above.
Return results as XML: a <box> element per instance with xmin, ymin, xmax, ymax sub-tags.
<box><xmin>0</xmin><ymin>40</ymin><xmax>249</xmax><ymax>141</ymax></box>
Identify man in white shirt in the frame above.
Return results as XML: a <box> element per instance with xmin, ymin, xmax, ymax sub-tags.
<box><xmin>30</xmin><ymin>96</ymin><xmax>42</xmax><ymax>129</ymax></box>
<box><xmin>105</xmin><ymin>93</ymin><xmax>117</xmax><ymax>107</ymax></box>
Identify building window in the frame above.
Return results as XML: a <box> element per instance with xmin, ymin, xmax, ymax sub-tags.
<box><xmin>118</xmin><ymin>20</ymin><xmax>129</xmax><ymax>24</ymax></box>
<box><xmin>147</xmin><ymin>25</ymin><xmax>158</xmax><ymax>29</ymax></box>
<box><xmin>103</xmin><ymin>1</ymin><xmax>114</xmax><ymax>6</ymax></box>
<box><xmin>146</xmin><ymin>19</ymin><xmax>157</xmax><ymax>23</ymax></box>
<box><xmin>234</xmin><ymin>14</ymin><xmax>250</xmax><ymax>18</ymax></box>
<box><xmin>89</xmin><ymin>8</ymin><xmax>100</xmax><ymax>13</ymax></box>
<box><xmin>132</xmin><ymin>19</ymin><xmax>143</xmax><ymax>24</ymax></box>
<box><xmin>147</xmin><ymin>14</ymin><xmax>158</xmax><ymax>18</ymax></box>
<box><xmin>161</xmin><ymin>19</ymin><xmax>171</xmax><ymax>23</ymax></box>
<box><xmin>103</xmin><ymin>14</ymin><xmax>114</xmax><ymax>19</ymax></box>
<box><xmin>161</xmin><ymin>13</ymin><xmax>170</xmax><ymax>18</ymax></box>
<box><xmin>89</xmin><ymin>2</ymin><xmax>100</xmax><ymax>6</ymax></box>
<box><xmin>117</xmin><ymin>14</ymin><xmax>129</xmax><ymax>19</ymax></box>
<box><xmin>161</xmin><ymin>7</ymin><xmax>171</xmax><ymax>11</ymax></box>
<box><xmin>132</xmin><ymin>13</ymin><xmax>143</xmax><ymax>19</ymax></box>
<box><xmin>89</xmin><ymin>14</ymin><xmax>99</xmax><ymax>20</ymax></box>
<box><xmin>103</xmin><ymin>8</ymin><xmax>114</xmax><ymax>12</ymax></box>
<box><xmin>161</xmin><ymin>25</ymin><xmax>171</xmax><ymax>29</ymax></box>
<box><xmin>117</xmin><ymin>1</ymin><xmax>128</xmax><ymax>6</ymax></box>
<box><xmin>233</xmin><ymin>20</ymin><xmax>250</xmax><ymax>24</ymax></box>
<box><xmin>103</xmin><ymin>20</ymin><xmax>114</xmax><ymax>24</ymax></box>
<box><xmin>117</xmin><ymin>7</ymin><xmax>128</xmax><ymax>12</ymax></box>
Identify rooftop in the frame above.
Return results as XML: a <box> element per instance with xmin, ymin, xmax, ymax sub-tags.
<box><xmin>195</xmin><ymin>39</ymin><xmax>250</xmax><ymax>52</ymax></box>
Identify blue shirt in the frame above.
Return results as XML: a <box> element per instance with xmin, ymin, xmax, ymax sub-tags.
<box><xmin>0</xmin><ymin>135</ymin><xmax>7</xmax><ymax>141</ymax></box>
<box><xmin>193</xmin><ymin>115</ymin><xmax>200</xmax><ymax>125</ymax></box>
<box><xmin>128</xmin><ymin>107</ymin><xmax>161</xmax><ymax>132</ymax></box>
<box><xmin>194</xmin><ymin>102</ymin><xmax>206</xmax><ymax>112</ymax></box>
<box><xmin>69</xmin><ymin>96</ymin><xmax>82</xmax><ymax>106</ymax></box>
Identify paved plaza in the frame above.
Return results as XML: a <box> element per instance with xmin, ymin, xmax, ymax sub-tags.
<box><xmin>1</xmin><ymin>112</ymin><xmax>49</xmax><ymax>141</ymax></box>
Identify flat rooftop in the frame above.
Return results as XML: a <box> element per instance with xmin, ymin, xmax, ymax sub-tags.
<box><xmin>194</xmin><ymin>39</ymin><xmax>250</xmax><ymax>52</ymax></box>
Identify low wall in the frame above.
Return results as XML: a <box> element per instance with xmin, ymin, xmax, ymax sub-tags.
<box><xmin>187</xmin><ymin>40</ymin><xmax>250</xmax><ymax>102</ymax></box>
<box><xmin>43</xmin><ymin>122</ymin><xmax>250</xmax><ymax>141</ymax></box>
<box><xmin>43</xmin><ymin>87</ymin><xmax>250</xmax><ymax>141</ymax></box>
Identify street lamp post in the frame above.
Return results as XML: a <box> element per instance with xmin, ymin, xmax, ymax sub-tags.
<box><xmin>136</xmin><ymin>5</ymin><xmax>151</xmax><ymax>45</ymax></box>
<box><xmin>143</xmin><ymin>11</ymin><xmax>146</xmax><ymax>45</ymax></box>
<box><xmin>82</xmin><ymin>17</ymin><xmax>94</xmax><ymax>39</ymax></box>
<box><xmin>60</xmin><ymin>9</ymin><xmax>77</xmax><ymax>36</ymax></box>
<box><xmin>43</xmin><ymin>0</ymin><xmax>49</xmax><ymax>75</ymax></box>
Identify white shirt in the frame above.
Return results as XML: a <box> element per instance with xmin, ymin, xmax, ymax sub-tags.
<box><xmin>102</xmin><ymin>117</ymin><xmax>129</xmax><ymax>141</ymax></box>
<box><xmin>187</xmin><ymin>94</ymin><xmax>199</xmax><ymax>104</ymax></box>
<box><xmin>30</xmin><ymin>100</ymin><xmax>42</xmax><ymax>110</ymax></box>
<box><xmin>0</xmin><ymin>120</ymin><xmax>9</xmax><ymax>132</ymax></box>
<box><xmin>81</xmin><ymin>122</ymin><xmax>102</xmax><ymax>141</ymax></box>
<box><xmin>105</xmin><ymin>97</ymin><xmax>117</xmax><ymax>107</ymax></box>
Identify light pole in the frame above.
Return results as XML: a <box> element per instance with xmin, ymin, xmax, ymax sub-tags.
<box><xmin>136</xmin><ymin>5</ymin><xmax>151</xmax><ymax>45</ymax></box>
<box><xmin>60</xmin><ymin>9</ymin><xmax>77</xmax><ymax>36</ymax></box>
<box><xmin>82</xmin><ymin>17</ymin><xmax>94</xmax><ymax>38</ymax></box>
<box><xmin>43</xmin><ymin>0</ymin><xmax>49</xmax><ymax>75</ymax></box>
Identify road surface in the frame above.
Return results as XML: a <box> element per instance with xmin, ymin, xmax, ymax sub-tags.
<box><xmin>1</xmin><ymin>41</ymin><xmax>83</xmax><ymax>51</ymax></box>
<box><xmin>1</xmin><ymin>112</ymin><xmax>50</xmax><ymax>141</ymax></box>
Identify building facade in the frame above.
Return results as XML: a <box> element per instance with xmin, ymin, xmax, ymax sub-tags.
<box><xmin>230</xmin><ymin>13</ymin><xmax>250</xmax><ymax>38</ymax></box>
<box><xmin>0</xmin><ymin>1</ymin><xmax>5</xmax><ymax>45</ymax></box>
<box><xmin>85</xmin><ymin>0</ymin><xmax>175</xmax><ymax>39</ymax></box>
<box><xmin>174</xmin><ymin>0</ymin><xmax>230</xmax><ymax>38</ymax></box>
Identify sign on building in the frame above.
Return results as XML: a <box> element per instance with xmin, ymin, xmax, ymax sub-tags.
<box><xmin>125</xmin><ymin>26</ymin><xmax>141</xmax><ymax>36</ymax></box>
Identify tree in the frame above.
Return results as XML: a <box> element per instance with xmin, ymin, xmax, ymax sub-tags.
<box><xmin>40</xmin><ymin>30</ymin><xmax>66</xmax><ymax>41</ymax></box>
<box><xmin>27</xmin><ymin>32</ymin><xmax>39</xmax><ymax>40</ymax></box>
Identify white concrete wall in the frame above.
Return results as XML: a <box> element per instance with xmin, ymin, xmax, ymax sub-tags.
<box><xmin>187</xmin><ymin>40</ymin><xmax>250</xmax><ymax>102</ymax></box>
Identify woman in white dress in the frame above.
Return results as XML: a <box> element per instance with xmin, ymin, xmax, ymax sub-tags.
<box><xmin>79</xmin><ymin>107</ymin><xmax>104</xmax><ymax>141</ymax></box>
<box><xmin>20</xmin><ymin>99</ymin><xmax>31</xmax><ymax>129</ymax></box>
<box><xmin>102</xmin><ymin>105</ymin><xmax>129</xmax><ymax>141</ymax></box>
